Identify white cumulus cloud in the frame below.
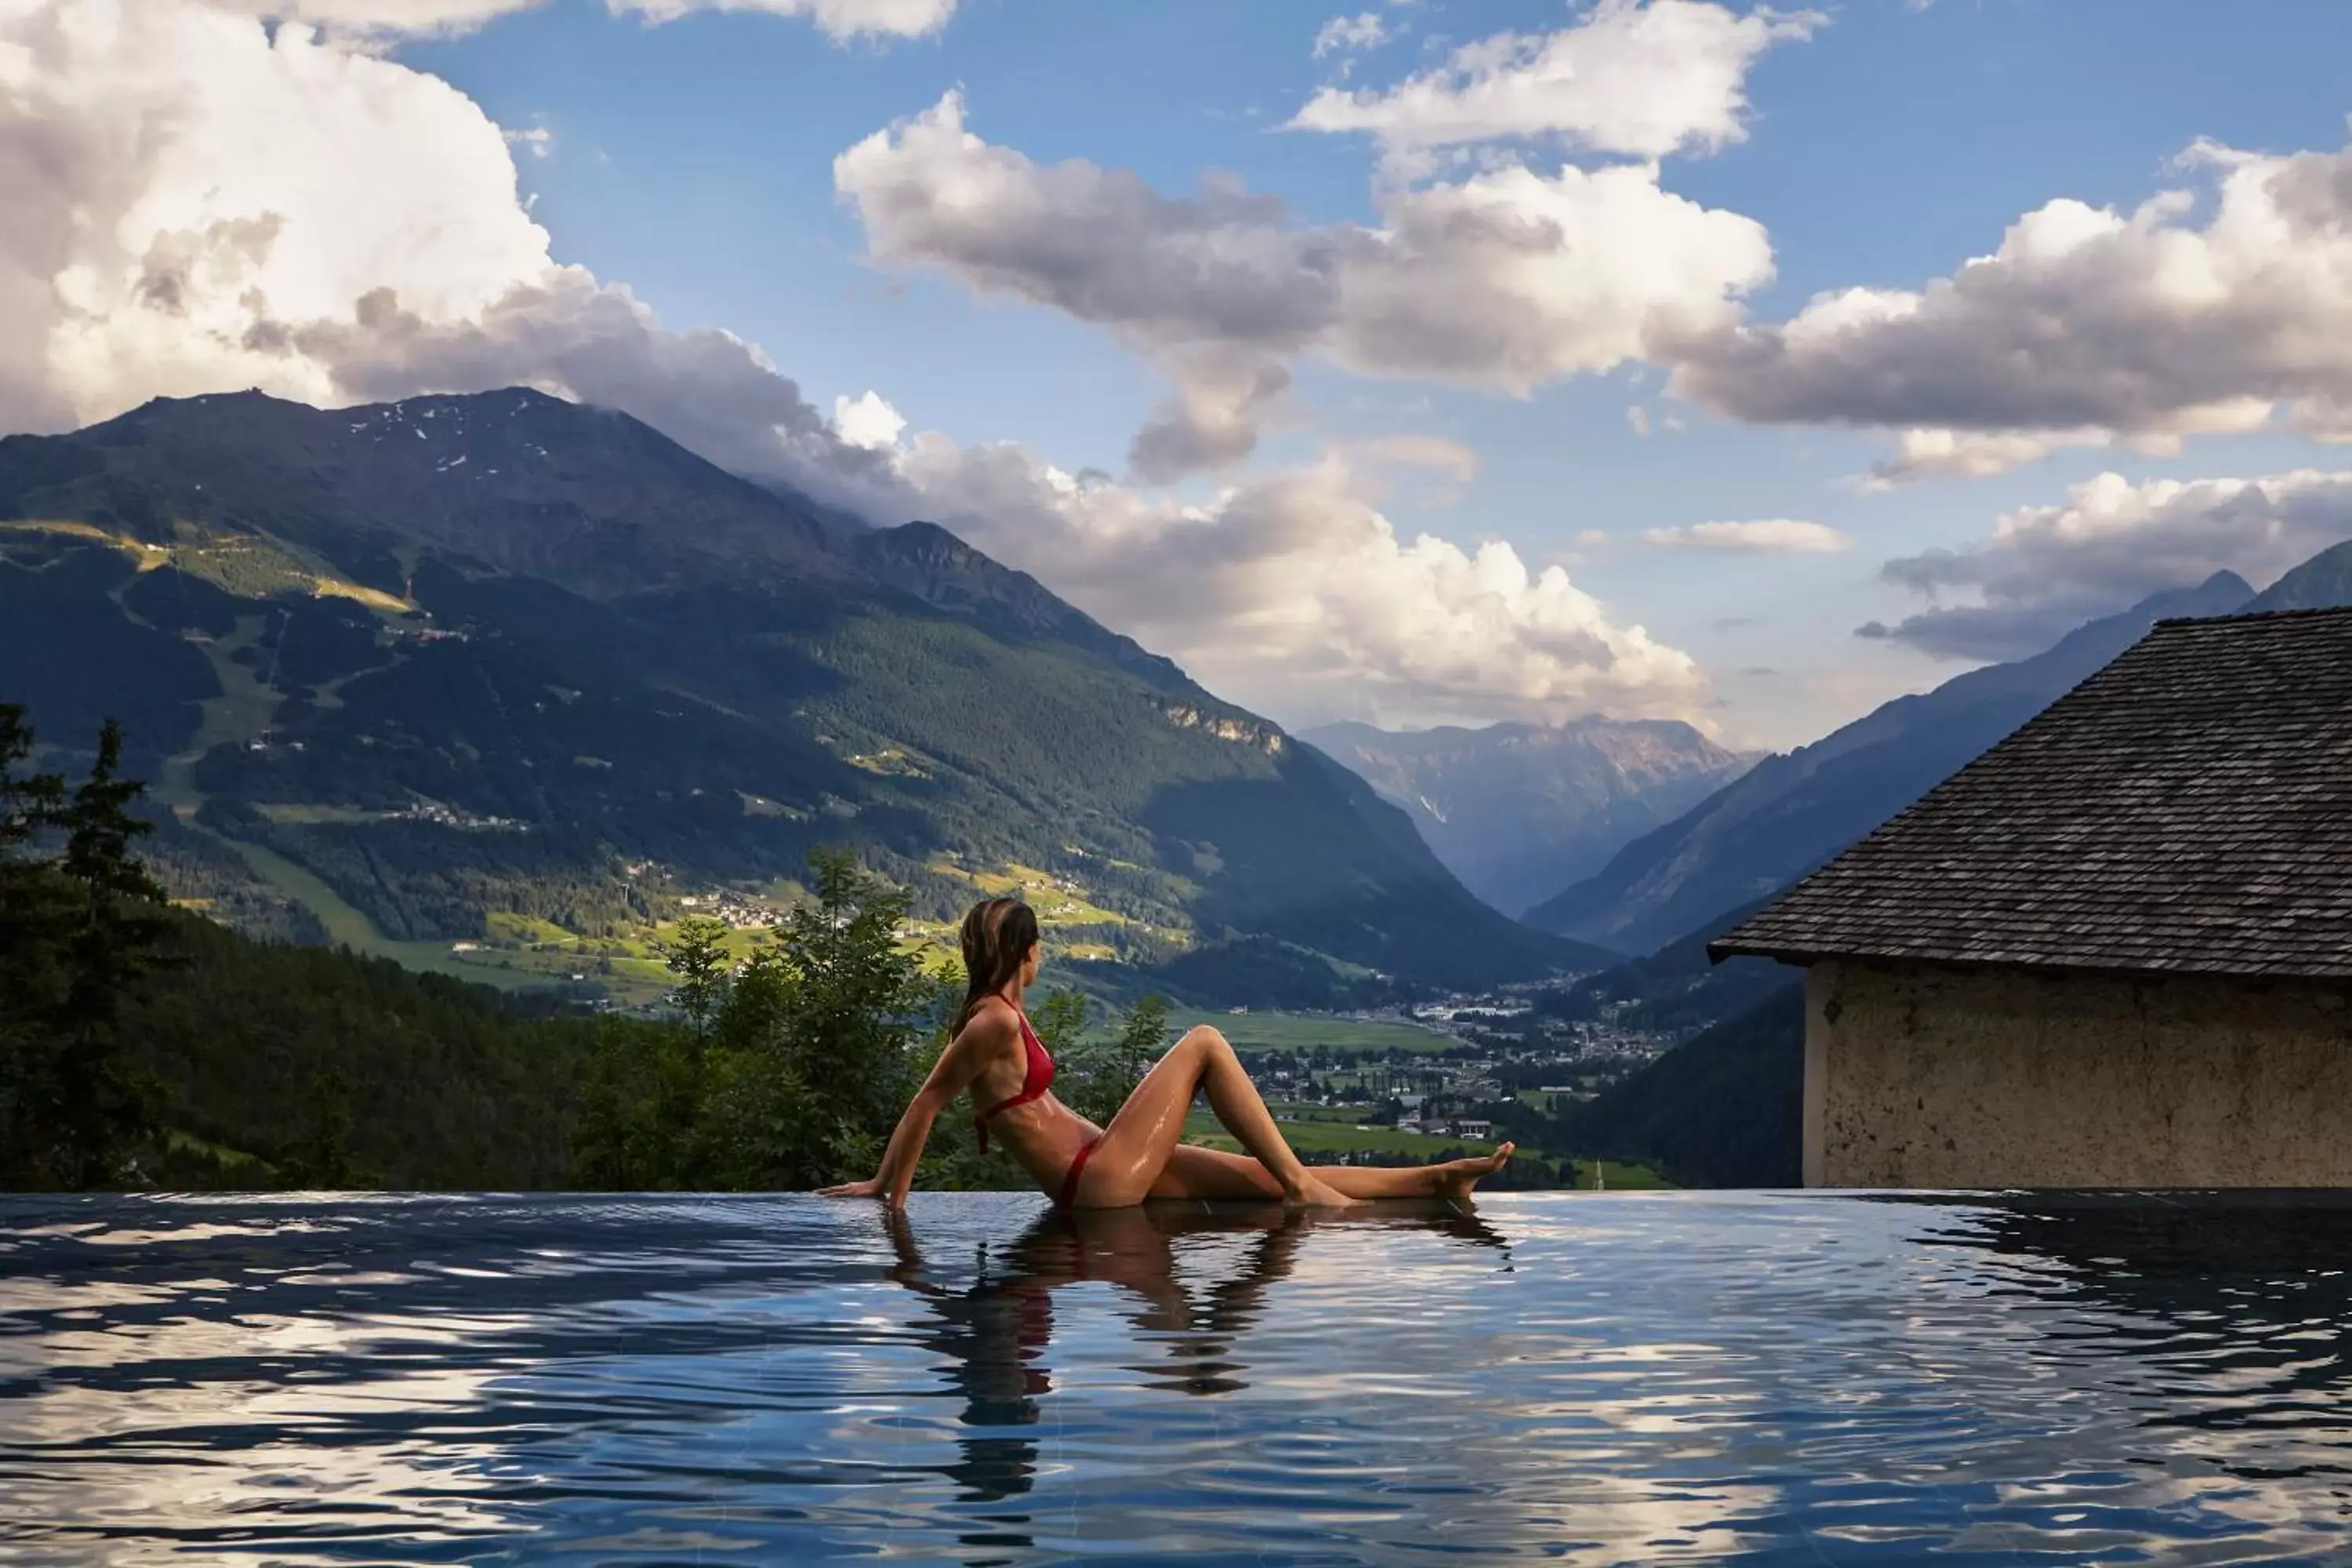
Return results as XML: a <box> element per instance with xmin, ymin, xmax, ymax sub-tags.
<box><xmin>1862</xmin><ymin>469</ymin><xmax>2352</xmax><ymax>659</ymax></box>
<box><xmin>834</xmin><ymin>89</ymin><xmax>1773</xmax><ymax>476</ymax></box>
<box><xmin>833</xmin><ymin>388</ymin><xmax>906</xmax><ymax>449</ymax></box>
<box><xmin>0</xmin><ymin>0</ymin><xmax>900</xmax><ymax>504</ymax></box>
<box><xmin>897</xmin><ymin>440</ymin><xmax>1714</xmax><ymax>727</ymax></box>
<box><xmin>4</xmin><ymin>0</ymin><xmax>554</xmax><ymax>432</ymax></box>
<box><xmin>1288</xmin><ymin>0</ymin><xmax>1823</xmax><ymax>161</ymax></box>
<box><xmin>1671</xmin><ymin>131</ymin><xmax>2352</xmax><ymax>481</ymax></box>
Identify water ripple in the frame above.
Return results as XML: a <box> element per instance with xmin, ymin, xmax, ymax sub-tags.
<box><xmin>7</xmin><ymin>1191</ymin><xmax>2352</xmax><ymax>1563</ymax></box>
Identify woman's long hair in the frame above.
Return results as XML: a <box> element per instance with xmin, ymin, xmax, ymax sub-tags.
<box><xmin>953</xmin><ymin>897</ymin><xmax>1040</xmax><ymax>1035</ymax></box>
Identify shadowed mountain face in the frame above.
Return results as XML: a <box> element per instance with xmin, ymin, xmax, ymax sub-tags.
<box><xmin>0</xmin><ymin>388</ymin><xmax>1603</xmax><ymax>1004</ymax></box>
<box><xmin>1525</xmin><ymin>571</ymin><xmax>2259</xmax><ymax>957</ymax></box>
<box><xmin>2245</xmin><ymin>539</ymin><xmax>2352</xmax><ymax>611</ymax></box>
<box><xmin>1555</xmin><ymin>542</ymin><xmax>2352</xmax><ymax>1187</ymax></box>
<box><xmin>1302</xmin><ymin>719</ymin><xmax>1760</xmax><ymax>917</ymax></box>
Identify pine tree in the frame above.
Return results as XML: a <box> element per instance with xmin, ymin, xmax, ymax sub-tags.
<box><xmin>0</xmin><ymin>705</ymin><xmax>65</xmax><ymax>855</ymax></box>
<box><xmin>50</xmin><ymin>719</ymin><xmax>173</xmax><ymax>1189</ymax></box>
<box><xmin>0</xmin><ymin>706</ymin><xmax>70</xmax><ymax>1186</ymax></box>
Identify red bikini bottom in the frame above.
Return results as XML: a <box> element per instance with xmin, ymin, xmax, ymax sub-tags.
<box><xmin>1056</xmin><ymin>1137</ymin><xmax>1101</xmax><ymax>1208</ymax></box>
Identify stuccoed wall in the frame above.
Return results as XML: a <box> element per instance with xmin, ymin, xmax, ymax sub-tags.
<box><xmin>1804</xmin><ymin>960</ymin><xmax>2352</xmax><ymax>1188</ymax></box>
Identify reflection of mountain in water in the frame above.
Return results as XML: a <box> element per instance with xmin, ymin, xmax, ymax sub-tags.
<box><xmin>885</xmin><ymin>1201</ymin><xmax>1510</xmax><ymax>1518</ymax></box>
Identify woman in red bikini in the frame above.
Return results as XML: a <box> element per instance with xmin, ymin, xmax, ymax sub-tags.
<box><xmin>818</xmin><ymin>896</ymin><xmax>1515</xmax><ymax>1210</ymax></box>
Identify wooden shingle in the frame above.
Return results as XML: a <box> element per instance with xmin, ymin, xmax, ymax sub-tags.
<box><xmin>1708</xmin><ymin>608</ymin><xmax>2352</xmax><ymax>981</ymax></box>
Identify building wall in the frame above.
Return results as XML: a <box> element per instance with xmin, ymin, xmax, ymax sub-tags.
<box><xmin>1805</xmin><ymin>960</ymin><xmax>2352</xmax><ymax>1188</ymax></box>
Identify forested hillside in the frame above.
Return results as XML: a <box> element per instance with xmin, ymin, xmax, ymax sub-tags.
<box><xmin>0</xmin><ymin>388</ymin><xmax>1600</xmax><ymax>1010</ymax></box>
<box><xmin>0</xmin><ymin>705</ymin><xmax>1064</xmax><ymax>1193</ymax></box>
<box><xmin>1557</xmin><ymin>985</ymin><xmax>1803</xmax><ymax>1189</ymax></box>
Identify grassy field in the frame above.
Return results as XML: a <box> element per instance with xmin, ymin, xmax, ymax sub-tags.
<box><xmin>252</xmin><ymin>802</ymin><xmax>394</xmax><ymax>825</ymax></box>
<box><xmin>1210</xmin><ymin>1012</ymin><xmax>1457</xmax><ymax>1054</ymax></box>
<box><xmin>209</xmin><ymin>835</ymin><xmax>566</xmax><ymax>990</ymax></box>
<box><xmin>154</xmin><ymin>616</ymin><xmax>281</xmax><ymax>815</ymax></box>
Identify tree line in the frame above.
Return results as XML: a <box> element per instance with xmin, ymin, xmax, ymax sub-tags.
<box><xmin>2</xmin><ymin>707</ymin><xmax>176</xmax><ymax>1188</ymax></box>
<box><xmin>572</xmin><ymin>851</ymin><xmax>1171</xmax><ymax>1191</ymax></box>
<box><xmin>0</xmin><ymin>702</ymin><xmax>1170</xmax><ymax>1193</ymax></box>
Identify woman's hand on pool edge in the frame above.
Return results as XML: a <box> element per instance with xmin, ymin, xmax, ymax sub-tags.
<box><xmin>818</xmin><ymin>1178</ymin><xmax>886</xmax><ymax>1200</ymax></box>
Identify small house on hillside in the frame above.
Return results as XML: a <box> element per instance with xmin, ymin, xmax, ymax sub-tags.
<box><xmin>1709</xmin><ymin>608</ymin><xmax>2352</xmax><ymax>1189</ymax></box>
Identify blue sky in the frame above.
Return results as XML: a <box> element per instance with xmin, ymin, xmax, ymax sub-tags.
<box><xmin>15</xmin><ymin>0</ymin><xmax>2352</xmax><ymax>748</ymax></box>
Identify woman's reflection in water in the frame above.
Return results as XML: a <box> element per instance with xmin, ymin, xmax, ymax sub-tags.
<box><xmin>881</xmin><ymin>1199</ymin><xmax>1511</xmax><ymax>1537</ymax></box>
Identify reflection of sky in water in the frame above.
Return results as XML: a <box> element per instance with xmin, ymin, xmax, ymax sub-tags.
<box><xmin>5</xmin><ymin>1192</ymin><xmax>2352</xmax><ymax>1563</ymax></box>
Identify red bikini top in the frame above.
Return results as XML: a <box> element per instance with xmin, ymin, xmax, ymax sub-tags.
<box><xmin>972</xmin><ymin>1006</ymin><xmax>1054</xmax><ymax>1152</ymax></box>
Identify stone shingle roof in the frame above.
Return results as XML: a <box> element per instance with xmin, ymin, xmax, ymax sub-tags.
<box><xmin>1709</xmin><ymin>608</ymin><xmax>2352</xmax><ymax>981</ymax></box>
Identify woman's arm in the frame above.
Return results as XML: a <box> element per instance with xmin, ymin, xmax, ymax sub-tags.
<box><xmin>818</xmin><ymin>1011</ymin><xmax>1007</xmax><ymax>1208</ymax></box>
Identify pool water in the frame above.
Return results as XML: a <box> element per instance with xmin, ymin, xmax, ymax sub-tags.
<box><xmin>5</xmin><ymin>1191</ymin><xmax>2352</xmax><ymax>1564</ymax></box>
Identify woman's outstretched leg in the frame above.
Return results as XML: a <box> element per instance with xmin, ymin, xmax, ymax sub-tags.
<box><xmin>1151</xmin><ymin>1142</ymin><xmax>1517</xmax><ymax>1202</ymax></box>
<box><xmin>1075</xmin><ymin>1025</ymin><xmax>1358</xmax><ymax>1209</ymax></box>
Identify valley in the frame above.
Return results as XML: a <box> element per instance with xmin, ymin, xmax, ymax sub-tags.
<box><xmin>0</xmin><ymin>388</ymin><xmax>1603</xmax><ymax>1017</ymax></box>
<box><xmin>18</xmin><ymin>387</ymin><xmax>2352</xmax><ymax>1197</ymax></box>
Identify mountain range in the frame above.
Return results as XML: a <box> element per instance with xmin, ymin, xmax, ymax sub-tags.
<box><xmin>1524</xmin><ymin>568</ymin><xmax>2261</xmax><ymax>956</ymax></box>
<box><xmin>0</xmin><ymin>387</ymin><xmax>1606</xmax><ymax>1006</ymax></box>
<box><xmin>1559</xmin><ymin>538</ymin><xmax>2352</xmax><ymax>1186</ymax></box>
<box><xmin>1301</xmin><ymin>718</ymin><xmax>1760</xmax><ymax>916</ymax></box>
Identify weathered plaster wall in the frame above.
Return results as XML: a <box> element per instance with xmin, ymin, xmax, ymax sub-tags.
<box><xmin>1805</xmin><ymin>960</ymin><xmax>2352</xmax><ymax>1188</ymax></box>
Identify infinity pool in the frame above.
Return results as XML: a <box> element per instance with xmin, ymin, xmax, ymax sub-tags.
<box><xmin>4</xmin><ymin>1191</ymin><xmax>2351</xmax><ymax>1564</ymax></box>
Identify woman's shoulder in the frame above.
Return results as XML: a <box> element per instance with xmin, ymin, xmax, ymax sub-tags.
<box><xmin>959</xmin><ymin>996</ymin><xmax>1022</xmax><ymax>1046</ymax></box>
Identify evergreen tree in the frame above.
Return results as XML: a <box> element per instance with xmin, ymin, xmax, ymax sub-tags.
<box><xmin>281</xmin><ymin>1066</ymin><xmax>360</xmax><ymax>1189</ymax></box>
<box><xmin>574</xmin><ymin>1016</ymin><xmax>707</xmax><ymax>1191</ymax></box>
<box><xmin>0</xmin><ymin>713</ymin><xmax>176</xmax><ymax>1188</ymax></box>
<box><xmin>0</xmin><ymin>706</ymin><xmax>69</xmax><ymax>1187</ymax></box>
<box><xmin>50</xmin><ymin>720</ymin><xmax>174</xmax><ymax>1188</ymax></box>
<box><xmin>0</xmin><ymin>705</ymin><xmax>64</xmax><ymax>855</ymax></box>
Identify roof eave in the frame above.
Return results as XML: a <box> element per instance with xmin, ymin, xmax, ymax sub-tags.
<box><xmin>1702</xmin><ymin>945</ymin><xmax>2352</xmax><ymax>986</ymax></box>
<box><xmin>1704</xmin><ymin>938</ymin><xmax>1816</xmax><ymax>967</ymax></box>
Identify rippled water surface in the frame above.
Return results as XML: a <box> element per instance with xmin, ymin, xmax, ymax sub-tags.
<box><xmin>7</xmin><ymin>1191</ymin><xmax>2352</xmax><ymax>1564</ymax></box>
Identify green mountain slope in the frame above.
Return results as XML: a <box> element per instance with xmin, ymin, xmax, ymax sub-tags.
<box><xmin>1557</xmin><ymin>983</ymin><xmax>1804</xmax><ymax>1189</ymax></box>
<box><xmin>1304</xmin><ymin>717</ymin><xmax>1761</xmax><ymax>916</ymax></box>
<box><xmin>1524</xmin><ymin>572</ymin><xmax>2256</xmax><ymax>956</ymax></box>
<box><xmin>0</xmin><ymin>389</ymin><xmax>1602</xmax><ymax>1004</ymax></box>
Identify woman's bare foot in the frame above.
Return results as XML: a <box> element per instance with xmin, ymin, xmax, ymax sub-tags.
<box><xmin>1433</xmin><ymin>1142</ymin><xmax>1515</xmax><ymax>1201</ymax></box>
<box><xmin>1286</xmin><ymin>1168</ymin><xmax>1365</xmax><ymax>1209</ymax></box>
